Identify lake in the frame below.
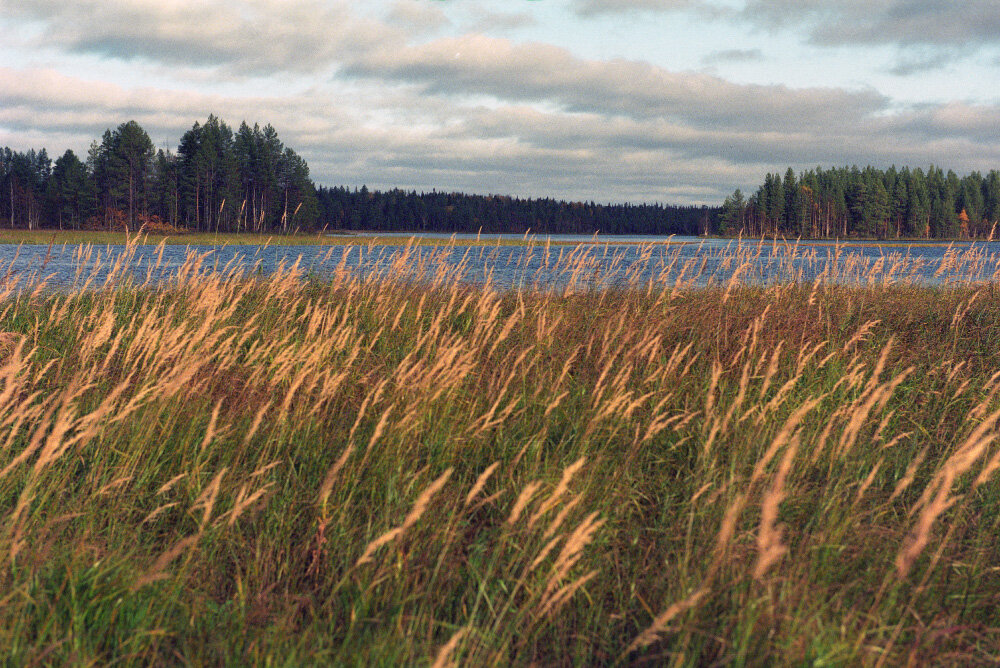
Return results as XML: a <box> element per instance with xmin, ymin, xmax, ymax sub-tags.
<box><xmin>3</xmin><ymin>234</ymin><xmax>1000</xmax><ymax>293</ymax></box>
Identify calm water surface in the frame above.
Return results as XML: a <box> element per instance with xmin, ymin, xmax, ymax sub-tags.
<box><xmin>3</xmin><ymin>235</ymin><xmax>1000</xmax><ymax>292</ymax></box>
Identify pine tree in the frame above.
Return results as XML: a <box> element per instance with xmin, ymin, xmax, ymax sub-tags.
<box><xmin>46</xmin><ymin>150</ymin><xmax>93</xmax><ymax>229</ymax></box>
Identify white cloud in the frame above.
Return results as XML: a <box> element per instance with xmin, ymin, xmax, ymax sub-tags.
<box><xmin>386</xmin><ymin>0</ymin><xmax>451</xmax><ymax>32</ymax></box>
<box><xmin>0</xmin><ymin>0</ymin><xmax>397</xmax><ymax>75</ymax></box>
<box><xmin>466</xmin><ymin>9</ymin><xmax>536</xmax><ymax>33</ymax></box>
<box><xmin>343</xmin><ymin>34</ymin><xmax>888</xmax><ymax>133</ymax></box>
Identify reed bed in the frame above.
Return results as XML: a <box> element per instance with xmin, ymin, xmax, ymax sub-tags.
<box><xmin>1</xmin><ymin>238</ymin><xmax>1000</xmax><ymax>664</ymax></box>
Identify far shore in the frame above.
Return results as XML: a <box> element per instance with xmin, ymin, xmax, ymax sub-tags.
<box><xmin>0</xmin><ymin>228</ymin><xmax>990</xmax><ymax>248</ymax></box>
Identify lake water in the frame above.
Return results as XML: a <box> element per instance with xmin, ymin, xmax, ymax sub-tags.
<box><xmin>3</xmin><ymin>234</ymin><xmax>1000</xmax><ymax>293</ymax></box>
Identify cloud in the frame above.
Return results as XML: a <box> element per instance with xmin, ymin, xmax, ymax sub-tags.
<box><xmin>467</xmin><ymin>10</ymin><xmax>537</xmax><ymax>32</ymax></box>
<box><xmin>888</xmin><ymin>51</ymin><xmax>956</xmax><ymax>76</ymax></box>
<box><xmin>386</xmin><ymin>0</ymin><xmax>451</xmax><ymax>32</ymax></box>
<box><xmin>701</xmin><ymin>48</ymin><xmax>764</xmax><ymax>64</ymax></box>
<box><xmin>338</xmin><ymin>33</ymin><xmax>1000</xmax><ymax>200</ymax></box>
<box><xmin>342</xmin><ymin>34</ymin><xmax>889</xmax><ymax>133</ymax></box>
<box><xmin>572</xmin><ymin>0</ymin><xmax>703</xmax><ymax>16</ymax></box>
<box><xmin>891</xmin><ymin>102</ymin><xmax>1000</xmax><ymax>144</ymax></box>
<box><xmin>742</xmin><ymin>0</ymin><xmax>1000</xmax><ymax>48</ymax></box>
<box><xmin>0</xmin><ymin>0</ymin><xmax>398</xmax><ymax>75</ymax></box>
<box><xmin>0</xmin><ymin>65</ymin><xmax>364</xmax><ymax>156</ymax></box>
<box><xmin>3</xmin><ymin>5</ymin><xmax>1000</xmax><ymax>209</ymax></box>
<box><xmin>0</xmin><ymin>63</ymin><xmax>781</xmax><ymax>204</ymax></box>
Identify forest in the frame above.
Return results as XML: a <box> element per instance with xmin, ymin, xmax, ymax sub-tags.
<box><xmin>723</xmin><ymin>165</ymin><xmax>1000</xmax><ymax>239</ymax></box>
<box><xmin>0</xmin><ymin>117</ymin><xmax>712</xmax><ymax>236</ymax></box>
<box><xmin>316</xmin><ymin>186</ymin><xmax>714</xmax><ymax>235</ymax></box>
<box><xmin>0</xmin><ymin>116</ymin><xmax>319</xmax><ymax>233</ymax></box>
<box><xmin>5</xmin><ymin>118</ymin><xmax>1000</xmax><ymax>239</ymax></box>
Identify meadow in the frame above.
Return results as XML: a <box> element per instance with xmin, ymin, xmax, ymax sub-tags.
<box><xmin>1</xmin><ymin>239</ymin><xmax>1000</xmax><ymax>664</ymax></box>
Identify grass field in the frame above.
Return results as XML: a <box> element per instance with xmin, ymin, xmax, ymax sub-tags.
<box><xmin>1</xmin><ymin>243</ymin><xmax>1000</xmax><ymax>664</ymax></box>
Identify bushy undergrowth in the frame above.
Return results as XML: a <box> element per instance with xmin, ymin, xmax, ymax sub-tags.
<box><xmin>2</xmin><ymin>244</ymin><xmax>1000</xmax><ymax>665</ymax></box>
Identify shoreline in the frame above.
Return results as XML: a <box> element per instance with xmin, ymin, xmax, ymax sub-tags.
<box><xmin>0</xmin><ymin>228</ymin><xmax>992</xmax><ymax>248</ymax></box>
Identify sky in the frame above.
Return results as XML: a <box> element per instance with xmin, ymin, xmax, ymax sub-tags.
<box><xmin>2</xmin><ymin>1</ymin><xmax>1000</xmax><ymax>206</ymax></box>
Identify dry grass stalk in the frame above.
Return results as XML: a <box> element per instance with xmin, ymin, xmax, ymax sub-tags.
<box><xmin>364</xmin><ymin>406</ymin><xmax>394</xmax><ymax>455</ymax></box>
<box><xmin>191</xmin><ymin>468</ymin><xmax>228</xmax><ymax>529</ymax></box>
<box><xmin>895</xmin><ymin>474</ymin><xmax>956</xmax><ymax>578</ymax></box>
<box><xmin>841</xmin><ymin>319</ymin><xmax>881</xmax><ymax>354</ymax></box>
<box><xmin>95</xmin><ymin>475</ymin><xmax>133</xmax><ymax>497</ymax></box>
<box><xmin>141</xmin><ymin>502</ymin><xmax>179</xmax><ymax>525</ymax></box>
<box><xmin>133</xmin><ymin>535</ymin><xmax>201</xmax><ymax>590</ymax></box>
<box><xmin>974</xmin><ymin>446</ymin><xmax>1000</xmax><ymax>488</ymax></box>
<box><xmin>627</xmin><ymin>588</ymin><xmax>707</xmax><ymax>653</ymax></box>
<box><xmin>854</xmin><ymin>458</ymin><xmax>883</xmax><ymax>505</ymax></box>
<box><xmin>225</xmin><ymin>482</ymin><xmax>275</xmax><ymax>526</ymax></box>
<box><xmin>543</xmin><ymin>511</ymin><xmax>604</xmax><ymax>598</ymax></box>
<box><xmin>464</xmin><ymin>461</ymin><xmax>500</xmax><ymax>507</ymax></box>
<box><xmin>430</xmin><ymin>627</ymin><xmax>469</xmax><ymax>668</ymax></box>
<box><xmin>543</xmin><ymin>493</ymin><xmax>584</xmax><ymax>540</ymax></box>
<box><xmin>0</xmin><ymin>403</ymin><xmax>56</xmax><ymax>482</ymax></box>
<box><xmin>318</xmin><ymin>444</ymin><xmax>356</xmax><ymax>509</ymax></box>
<box><xmin>835</xmin><ymin>370</ymin><xmax>911</xmax><ymax>460</ymax></box>
<box><xmin>528</xmin><ymin>457</ymin><xmax>586</xmax><ymax>528</ymax></box>
<box><xmin>242</xmin><ymin>399</ymin><xmax>274</xmax><ymax>447</ymax></box>
<box><xmin>538</xmin><ymin>569</ymin><xmax>598</xmax><ymax>617</ymax></box>
<box><xmin>356</xmin><ymin>468</ymin><xmax>453</xmax><ymax>566</ymax></box>
<box><xmin>753</xmin><ymin>433</ymin><xmax>799</xmax><ymax>580</ymax></box>
<box><xmin>507</xmin><ymin>481</ymin><xmax>544</xmax><ymax>526</ymax></box>
<box><xmin>530</xmin><ymin>534</ymin><xmax>565</xmax><ymax>572</ymax></box>
<box><xmin>751</xmin><ymin>397</ymin><xmax>822</xmax><ymax>484</ymax></box>
<box><xmin>158</xmin><ymin>473</ymin><xmax>188</xmax><ymax>495</ymax></box>
<box><xmin>32</xmin><ymin>403</ymin><xmax>78</xmax><ymax>474</ymax></box>
<box><xmin>0</xmin><ymin>332</ymin><xmax>25</xmax><ymax>360</ymax></box>
<box><xmin>895</xmin><ymin>410</ymin><xmax>1000</xmax><ymax>577</ymax></box>
<box><xmin>199</xmin><ymin>400</ymin><xmax>225</xmax><ymax>452</ymax></box>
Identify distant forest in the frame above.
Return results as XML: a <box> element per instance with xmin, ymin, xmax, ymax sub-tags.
<box><xmin>315</xmin><ymin>186</ymin><xmax>713</xmax><ymax>235</ymax></box>
<box><xmin>4</xmin><ymin>118</ymin><xmax>1000</xmax><ymax>239</ymax></box>
<box><xmin>0</xmin><ymin>117</ymin><xmax>711</xmax><ymax>236</ymax></box>
<box><xmin>723</xmin><ymin>166</ymin><xmax>1000</xmax><ymax>239</ymax></box>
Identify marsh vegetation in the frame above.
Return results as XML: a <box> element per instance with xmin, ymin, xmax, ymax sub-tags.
<box><xmin>1</xmin><ymin>241</ymin><xmax>1000</xmax><ymax>663</ymax></box>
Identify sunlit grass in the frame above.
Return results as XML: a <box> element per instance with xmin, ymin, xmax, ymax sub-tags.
<box><xmin>1</xmin><ymin>239</ymin><xmax>1000</xmax><ymax>663</ymax></box>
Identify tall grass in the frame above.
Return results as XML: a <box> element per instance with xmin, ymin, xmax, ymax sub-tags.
<box><xmin>2</xmin><ymin>239</ymin><xmax>1000</xmax><ymax>663</ymax></box>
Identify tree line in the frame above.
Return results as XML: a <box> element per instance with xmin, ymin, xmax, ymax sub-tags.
<box><xmin>9</xmin><ymin>121</ymin><xmax>1000</xmax><ymax>240</ymax></box>
<box><xmin>3</xmin><ymin>123</ymin><xmax>714</xmax><ymax>236</ymax></box>
<box><xmin>0</xmin><ymin>116</ymin><xmax>319</xmax><ymax>233</ymax></box>
<box><xmin>720</xmin><ymin>165</ymin><xmax>1000</xmax><ymax>239</ymax></box>
<box><xmin>317</xmin><ymin>186</ymin><xmax>714</xmax><ymax>236</ymax></box>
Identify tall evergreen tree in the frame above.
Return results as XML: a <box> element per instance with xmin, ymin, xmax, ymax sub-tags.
<box><xmin>177</xmin><ymin>115</ymin><xmax>239</xmax><ymax>231</ymax></box>
<box><xmin>276</xmin><ymin>148</ymin><xmax>318</xmax><ymax>231</ymax></box>
<box><xmin>1</xmin><ymin>148</ymin><xmax>50</xmax><ymax>229</ymax></box>
<box><xmin>151</xmin><ymin>149</ymin><xmax>180</xmax><ymax>227</ymax></box>
<box><xmin>984</xmin><ymin>171</ymin><xmax>1000</xmax><ymax>235</ymax></box>
<box><xmin>718</xmin><ymin>189</ymin><xmax>745</xmax><ymax>235</ymax></box>
<box><xmin>46</xmin><ymin>150</ymin><xmax>93</xmax><ymax>229</ymax></box>
<box><xmin>114</xmin><ymin>121</ymin><xmax>155</xmax><ymax>228</ymax></box>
